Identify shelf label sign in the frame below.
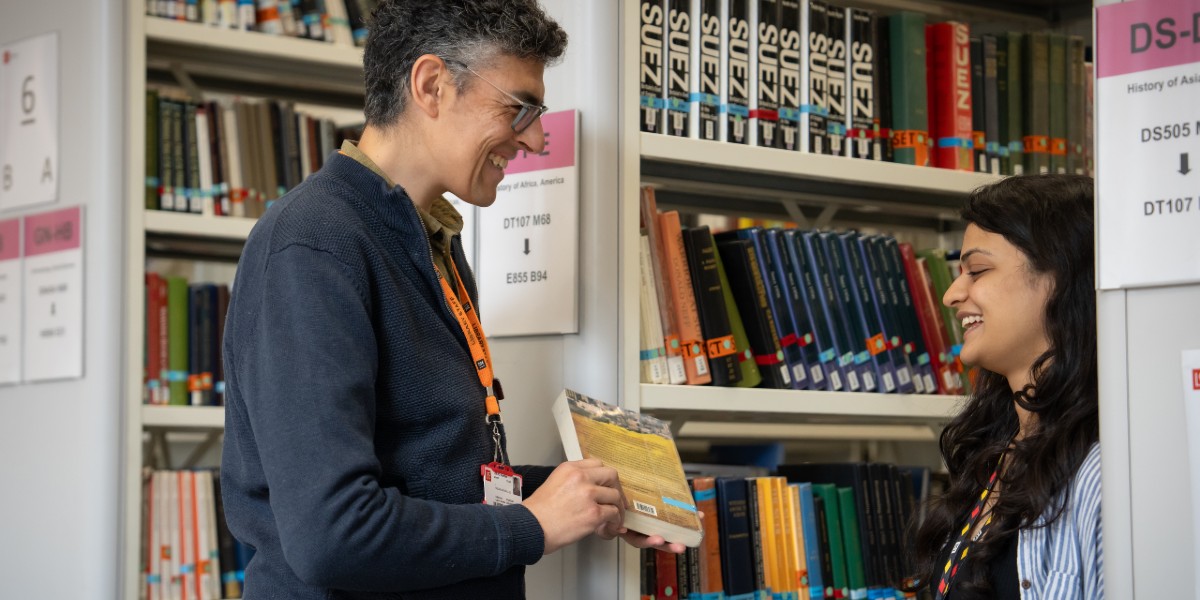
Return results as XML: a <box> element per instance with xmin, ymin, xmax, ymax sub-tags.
<box><xmin>0</xmin><ymin>217</ymin><xmax>20</xmax><ymax>385</ymax></box>
<box><xmin>0</xmin><ymin>31</ymin><xmax>59</xmax><ymax>212</ymax></box>
<box><xmin>1096</xmin><ymin>0</ymin><xmax>1200</xmax><ymax>289</ymax></box>
<box><xmin>22</xmin><ymin>205</ymin><xmax>82</xmax><ymax>382</ymax></box>
<box><xmin>477</xmin><ymin>109</ymin><xmax>579</xmax><ymax>337</ymax></box>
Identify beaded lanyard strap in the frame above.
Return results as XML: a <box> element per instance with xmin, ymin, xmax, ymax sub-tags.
<box><xmin>933</xmin><ymin>454</ymin><xmax>1007</xmax><ymax>600</ymax></box>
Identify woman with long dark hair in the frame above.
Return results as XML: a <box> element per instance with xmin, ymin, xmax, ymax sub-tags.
<box><xmin>906</xmin><ymin>174</ymin><xmax>1102</xmax><ymax>599</ymax></box>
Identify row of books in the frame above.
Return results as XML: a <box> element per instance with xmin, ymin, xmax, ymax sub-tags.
<box><xmin>143</xmin><ymin>469</ymin><xmax>253</xmax><ymax>600</ymax></box>
<box><xmin>144</xmin><ymin>273</ymin><xmax>230</xmax><ymax>407</ymax></box>
<box><xmin>646</xmin><ymin>464</ymin><xmax>929</xmax><ymax>600</ymax></box>
<box><xmin>639</xmin><ymin>188</ymin><xmax>969</xmax><ymax>395</ymax></box>
<box><xmin>639</xmin><ymin>0</ymin><xmax>1094</xmax><ymax>176</ymax></box>
<box><xmin>146</xmin><ymin>0</ymin><xmax>377</xmax><ymax>47</ymax></box>
<box><xmin>146</xmin><ymin>88</ymin><xmax>363</xmax><ymax>219</ymax></box>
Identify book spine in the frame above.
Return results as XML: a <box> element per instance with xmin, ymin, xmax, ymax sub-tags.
<box><xmin>929</xmin><ymin>22</ymin><xmax>973</xmax><ymax>171</ymax></box>
<box><xmin>1048</xmin><ymin>33</ymin><xmax>1068</xmax><ymax>174</ymax></box>
<box><xmin>660</xmin><ymin>211</ymin><xmax>713</xmax><ymax>385</ymax></box>
<box><xmin>995</xmin><ymin>33</ymin><xmax>1012</xmax><ymax>175</ymax></box>
<box><xmin>799</xmin><ymin>484</ymin><xmax>826</xmax><ymax>600</ymax></box>
<box><xmin>970</xmin><ymin>37</ymin><xmax>986</xmax><ymax>173</ymax></box>
<box><xmin>1023</xmin><ymin>32</ymin><xmax>1050</xmax><ymax>174</ymax></box>
<box><xmin>821</xmin><ymin>232</ymin><xmax>880</xmax><ymax>392</ymax></box>
<box><xmin>641</xmin><ymin>0</ymin><xmax>667</xmax><ymax>133</ymax></box>
<box><xmin>983</xmin><ymin>35</ymin><xmax>1002</xmax><ymax>175</ymax></box>
<box><xmin>785</xmin><ymin>230</ymin><xmax>846</xmax><ymax>391</ymax></box>
<box><xmin>777</xmin><ymin>0</ymin><xmax>804</xmax><ymax>152</ymax></box>
<box><xmin>1068</xmin><ymin>35</ymin><xmax>1086</xmax><ymax>175</ymax></box>
<box><xmin>837</xmin><ymin>488</ymin><xmax>868</xmax><ymax>600</ymax></box>
<box><xmin>804</xmin><ymin>0</ymin><xmax>830</xmax><ymax>155</ymax></box>
<box><xmin>691</xmin><ymin>0</ymin><xmax>722</xmax><ymax>140</ymax></box>
<box><xmin>825</xmin><ymin>7</ymin><xmax>849</xmax><ymax>157</ymax></box>
<box><xmin>745</xmin><ymin>229</ymin><xmax>807</xmax><ymax>389</ymax></box>
<box><xmin>684</xmin><ymin>226</ymin><xmax>741</xmax><ymax>386</ymax></box>
<box><xmin>723</xmin><ymin>0</ymin><xmax>753</xmax><ymax>144</ymax></box>
<box><xmin>887</xmin><ymin>12</ymin><xmax>928</xmax><ymax>166</ymax></box>
<box><xmin>768</xmin><ymin>229</ymin><xmax>827</xmax><ymax>390</ymax></box>
<box><xmin>641</xmin><ymin>189</ymin><xmax>689</xmax><ymax>384</ymax></box>
<box><xmin>848</xmin><ymin>8</ymin><xmax>879</xmax><ymax>160</ymax></box>
<box><xmin>800</xmin><ymin>231</ymin><xmax>861</xmax><ymax>392</ymax></box>
<box><xmin>716</xmin><ymin>240</ymin><xmax>792</xmax><ymax>389</ymax></box>
<box><xmin>1005</xmin><ymin>33</ymin><xmax>1025</xmax><ymax>174</ymax></box>
<box><xmin>639</xmin><ymin>235</ymin><xmax>670</xmax><ymax>384</ymax></box>
<box><xmin>875</xmin><ymin>17</ymin><xmax>894</xmax><ymax>163</ymax></box>
<box><xmin>713</xmin><ymin>237</ymin><xmax>765</xmax><ymax>388</ymax></box>
<box><xmin>751</xmin><ymin>0</ymin><xmax>782</xmax><ymax>148</ymax></box>
<box><xmin>667</xmin><ymin>0</ymin><xmax>693</xmax><ymax>137</ymax></box>
<box><xmin>693</xmin><ymin>477</ymin><xmax>726</xmax><ymax>594</ymax></box>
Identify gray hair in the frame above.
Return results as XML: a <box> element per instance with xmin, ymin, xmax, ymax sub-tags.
<box><xmin>362</xmin><ymin>0</ymin><xmax>568</xmax><ymax>127</ymax></box>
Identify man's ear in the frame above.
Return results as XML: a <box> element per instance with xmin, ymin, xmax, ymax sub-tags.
<box><xmin>408</xmin><ymin>54</ymin><xmax>451</xmax><ymax>120</ymax></box>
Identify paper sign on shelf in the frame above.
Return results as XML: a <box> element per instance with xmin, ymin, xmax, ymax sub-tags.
<box><xmin>0</xmin><ymin>217</ymin><xmax>20</xmax><ymax>385</ymax></box>
<box><xmin>1096</xmin><ymin>0</ymin><xmax>1200</xmax><ymax>289</ymax></box>
<box><xmin>0</xmin><ymin>32</ymin><xmax>59</xmax><ymax>212</ymax></box>
<box><xmin>22</xmin><ymin>205</ymin><xmax>82</xmax><ymax>382</ymax></box>
<box><xmin>477</xmin><ymin>110</ymin><xmax>579</xmax><ymax>337</ymax></box>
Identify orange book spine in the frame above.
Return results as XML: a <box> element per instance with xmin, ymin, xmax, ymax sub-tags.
<box><xmin>659</xmin><ymin>210</ymin><xmax>712</xmax><ymax>385</ymax></box>
<box><xmin>692</xmin><ymin>477</ymin><xmax>725</xmax><ymax>594</ymax></box>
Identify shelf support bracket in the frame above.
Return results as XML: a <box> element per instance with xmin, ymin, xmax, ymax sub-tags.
<box><xmin>814</xmin><ymin>205</ymin><xmax>839</xmax><ymax>229</ymax></box>
<box><xmin>168</xmin><ymin>61</ymin><xmax>206</xmax><ymax>104</ymax></box>
<box><xmin>781</xmin><ymin>199</ymin><xmax>812</xmax><ymax>229</ymax></box>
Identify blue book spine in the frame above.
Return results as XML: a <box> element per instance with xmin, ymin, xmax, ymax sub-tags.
<box><xmin>833</xmin><ymin>232</ymin><xmax>892</xmax><ymax>393</ymax></box>
<box><xmin>799</xmin><ymin>231</ymin><xmax>861</xmax><ymax>392</ymax></box>
<box><xmin>860</xmin><ymin>235</ymin><xmax>918</xmax><ymax>394</ymax></box>
<box><xmin>799</xmin><ymin>483</ymin><xmax>826</xmax><ymax>600</ymax></box>
<box><xmin>785</xmin><ymin>230</ymin><xmax>848</xmax><ymax>391</ymax></box>
<box><xmin>816</xmin><ymin>232</ymin><xmax>877</xmax><ymax>392</ymax></box>
<box><xmin>767</xmin><ymin>229</ymin><xmax>828</xmax><ymax>390</ymax></box>
<box><xmin>735</xmin><ymin>228</ymin><xmax>808</xmax><ymax>389</ymax></box>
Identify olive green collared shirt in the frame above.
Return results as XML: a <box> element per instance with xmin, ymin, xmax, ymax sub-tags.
<box><xmin>339</xmin><ymin>140</ymin><xmax>465</xmax><ymax>290</ymax></box>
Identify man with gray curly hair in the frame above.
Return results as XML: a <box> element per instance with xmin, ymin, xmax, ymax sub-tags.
<box><xmin>220</xmin><ymin>1</ymin><xmax>684</xmax><ymax>598</ymax></box>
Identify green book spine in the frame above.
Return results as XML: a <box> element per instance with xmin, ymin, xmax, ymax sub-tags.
<box><xmin>995</xmin><ymin>36</ymin><xmax>1011</xmax><ymax>175</ymax></box>
<box><xmin>1022</xmin><ymin>32</ymin><xmax>1050</xmax><ymax>175</ymax></box>
<box><xmin>1048</xmin><ymin>33</ymin><xmax>1068</xmax><ymax>174</ymax></box>
<box><xmin>713</xmin><ymin>237</ymin><xmax>764</xmax><ymax>387</ymax></box>
<box><xmin>1067</xmin><ymin>35</ymin><xmax>1086</xmax><ymax>175</ymax></box>
<box><xmin>887</xmin><ymin>11</ymin><xmax>928</xmax><ymax>166</ymax></box>
<box><xmin>167</xmin><ymin>276</ymin><xmax>190</xmax><ymax>406</ymax></box>
<box><xmin>916</xmin><ymin>249</ymin><xmax>963</xmax><ymax>347</ymax></box>
<box><xmin>838</xmin><ymin>487</ymin><xmax>868</xmax><ymax>600</ymax></box>
<box><xmin>813</xmin><ymin>484</ymin><xmax>848</xmax><ymax>600</ymax></box>
<box><xmin>1005</xmin><ymin>33</ymin><xmax>1024</xmax><ymax>174</ymax></box>
<box><xmin>146</xmin><ymin>89</ymin><xmax>160</xmax><ymax>210</ymax></box>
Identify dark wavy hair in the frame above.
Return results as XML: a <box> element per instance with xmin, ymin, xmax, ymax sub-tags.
<box><xmin>905</xmin><ymin>174</ymin><xmax>1098</xmax><ymax>598</ymax></box>
<box><xmin>362</xmin><ymin>0</ymin><xmax>568</xmax><ymax>127</ymax></box>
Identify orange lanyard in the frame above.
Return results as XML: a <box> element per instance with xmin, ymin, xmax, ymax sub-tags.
<box><xmin>436</xmin><ymin>262</ymin><xmax>501</xmax><ymax>418</ymax></box>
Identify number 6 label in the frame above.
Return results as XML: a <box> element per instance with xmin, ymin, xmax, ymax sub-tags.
<box><xmin>1</xmin><ymin>31</ymin><xmax>58</xmax><ymax>211</ymax></box>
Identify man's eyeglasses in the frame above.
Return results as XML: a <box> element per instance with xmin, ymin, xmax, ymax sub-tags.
<box><xmin>446</xmin><ymin>60</ymin><xmax>548</xmax><ymax>134</ymax></box>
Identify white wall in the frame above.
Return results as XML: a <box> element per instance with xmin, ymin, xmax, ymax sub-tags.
<box><xmin>476</xmin><ymin>1</ymin><xmax>624</xmax><ymax>598</ymax></box>
<box><xmin>0</xmin><ymin>1</ymin><xmax>126</xmax><ymax>599</ymax></box>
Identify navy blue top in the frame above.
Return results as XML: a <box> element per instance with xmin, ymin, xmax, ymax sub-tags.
<box><xmin>221</xmin><ymin>151</ymin><xmax>551</xmax><ymax>599</ymax></box>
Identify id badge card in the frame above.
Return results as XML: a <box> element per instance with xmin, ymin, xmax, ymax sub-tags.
<box><xmin>481</xmin><ymin>462</ymin><xmax>523</xmax><ymax>506</ymax></box>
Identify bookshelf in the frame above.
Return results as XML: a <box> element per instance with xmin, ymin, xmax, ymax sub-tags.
<box><xmin>121</xmin><ymin>10</ymin><xmax>367</xmax><ymax>600</ymax></box>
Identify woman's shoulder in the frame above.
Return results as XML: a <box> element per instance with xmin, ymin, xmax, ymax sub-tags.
<box><xmin>1068</xmin><ymin>442</ymin><xmax>1103</xmax><ymax>520</ymax></box>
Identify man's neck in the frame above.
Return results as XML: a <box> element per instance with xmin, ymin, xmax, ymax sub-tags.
<box><xmin>357</xmin><ymin>123</ymin><xmax>440</xmax><ymax>212</ymax></box>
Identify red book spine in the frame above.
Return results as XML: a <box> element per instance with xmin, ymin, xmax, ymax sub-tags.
<box><xmin>928</xmin><ymin>22</ymin><xmax>973</xmax><ymax>171</ymax></box>
<box><xmin>898</xmin><ymin>243</ymin><xmax>958</xmax><ymax>395</ymax></box>
<box><xmin>656</xmin><ymin>550</ymin><xmax>680</xmax><ymax>599</ymax></box>
<box><xmin>146</xmin><ymin>273</ymin><xmax>163</xmax><ymax>405</ymax></box>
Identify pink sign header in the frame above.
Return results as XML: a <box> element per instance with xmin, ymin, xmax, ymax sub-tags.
<box><xmin>0</xmin><ymin>219</ymin><xmax>19</xmax><ymax>261</ymax></box>
<box><xmin>24</xmin><ymin>206</ymin><xmax>82</xmax><ymax>257</ymax></box>
<box><xmin>504</xmin><ymin>109</ymin><xmax>577</xmax><ymax>175</ymax></box>
<box><xmin>1097</xmin><ymin>0</ymin><xmax>1200</xmax><ymax>78</ymax></box>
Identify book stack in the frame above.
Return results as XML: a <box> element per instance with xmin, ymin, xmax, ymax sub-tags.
<box><xmin>638</xmin><ymin>188</ymin><xmax>969</xmax><ymax>396</ymax></box>
<box><xmin>145</xmin><ymin>88</ymin><xmax>364</xmax><ymax>220</ymax></box>
<box><xmin>144</xmin><ymin>273</ymin><xmax>231</xmax><ymax>407</ymax></box>
<box><xmin>641</xmin><ymin>463</ymin><xmax>937</xmax><ymax>600</ymax></box>
<box><xmin>639</xmin><ymin>0</ymin><xmax>1094</xmax><ymax>177</ymax></box>
<box><xmin>145</xmin><ymin>0</ymin><xmax>372</xmax><ymax>47</ymax></box>
<box><xmin>143</xmin><ymin>469</ymin><xmax>254</xmax><ymax>600</ymax></box>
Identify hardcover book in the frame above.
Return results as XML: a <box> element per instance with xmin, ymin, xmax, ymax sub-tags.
<box><xmin>722</xmin><ymin>0</ymin><xmax>753</xmax><ymax>144</ymax></box>
<box><xmin>553</xmin><ymin>389</ymin><xmax>703</xmax><ymax>547</ymax></box>
<box><xmin>667</xmin><ymin>0</ymin><xmax>694</xmax><ymax>137</ymax></box>
<box><xmin>641</xmin><ymin>0</ymin><xmax>667</xmax><ymax>133</ymax></box>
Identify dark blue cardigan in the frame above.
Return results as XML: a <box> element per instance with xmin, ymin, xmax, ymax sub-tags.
<box><xmin>221</xmin><ymin>152</ymin><xmax>549</xmax><ymax>599</ymax></box>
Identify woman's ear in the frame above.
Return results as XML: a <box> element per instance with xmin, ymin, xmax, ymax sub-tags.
<box><xmin>408</xmin><ymin>54</ymin><xmax>451</xmax><ymax>120</ymax></box>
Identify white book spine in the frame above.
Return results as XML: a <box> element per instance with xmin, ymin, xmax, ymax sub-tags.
<box><xmin>194</xmin><ymin>108</ymin><xmax>216</xmax><ymax>217</ymax></box>
<box><xmin>220</xmin><ymin>102</ymin><xmax>246</xmax><ymax>218</ymax></box>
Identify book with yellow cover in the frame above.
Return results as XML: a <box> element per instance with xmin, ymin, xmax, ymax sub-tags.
<box><xmin>552</xmin><ymin>388</ymin><xmax>703</xmax><ymax>547</ymax></box>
